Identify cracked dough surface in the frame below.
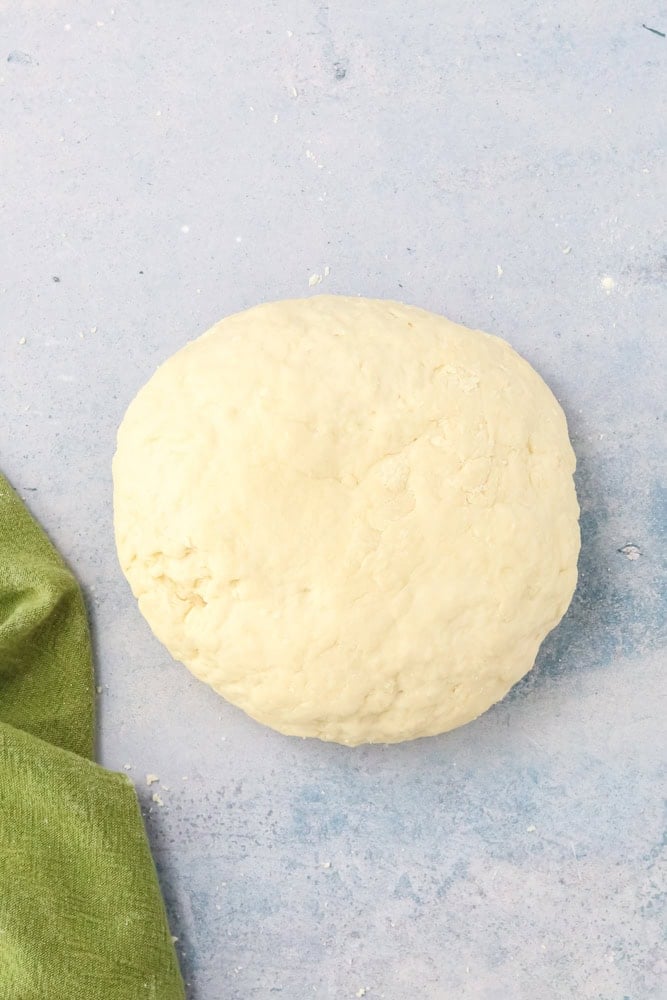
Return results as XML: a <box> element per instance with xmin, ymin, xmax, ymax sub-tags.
<box><xmin>113</xmin><ymin>296</ymin><xmax>580</xmax><ymax>745</ymax></box>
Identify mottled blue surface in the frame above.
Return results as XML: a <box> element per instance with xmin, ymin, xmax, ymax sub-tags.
<box><xmin>1</xmin><ymin>2</ymin><xmax>665</xmax><ymax>998</ymax></box>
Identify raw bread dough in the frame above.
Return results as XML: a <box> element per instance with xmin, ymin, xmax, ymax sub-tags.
<box><xmin>113</xmin><ymin>296</ymin><xmax>579</xmax><ymax>745</ymax></box>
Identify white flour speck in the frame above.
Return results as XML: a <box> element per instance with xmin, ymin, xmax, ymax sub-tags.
<box><xmin>306</xmin><ymin>149</ymin><xmax>324</xmax><ymax>168</ymax></box>
<box><xmin>600</xmin><ymin>274</ymin><xmax>615</xmax><ymax>293</ymax></box>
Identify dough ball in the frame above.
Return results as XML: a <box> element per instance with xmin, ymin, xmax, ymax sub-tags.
<box><xmin>113</xmin><ymin>296</ymin><xmax>579</xmax><ymax>745</ymax></box>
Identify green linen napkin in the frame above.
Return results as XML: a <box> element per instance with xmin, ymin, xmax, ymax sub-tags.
<box><xmin>0</xmin><ymin>473</ymin><xmax>185</xmax><ymax>1000</ymax></box>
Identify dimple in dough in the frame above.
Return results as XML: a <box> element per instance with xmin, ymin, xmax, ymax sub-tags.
<box><xmin>113</xmin><ymin>296</ymin><xmax>580</xmax><ymax>745</ymax></box>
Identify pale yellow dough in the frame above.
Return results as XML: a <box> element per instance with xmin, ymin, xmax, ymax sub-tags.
<box><xmin>113</xmin><ymin>296</ymin><xmax>580</xmax><ymax>745</ymax></box>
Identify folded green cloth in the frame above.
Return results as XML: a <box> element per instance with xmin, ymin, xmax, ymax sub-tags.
<box><xmin>0</xmin><ymin>473</ymin><xmax>185</xmax><ymax>999</ymax></box>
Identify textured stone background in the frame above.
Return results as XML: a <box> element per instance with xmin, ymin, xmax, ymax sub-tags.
<box><xmin>1</xmin><ymin>2</ymin><xmax>665</xmax><ymax>998</ymax></box>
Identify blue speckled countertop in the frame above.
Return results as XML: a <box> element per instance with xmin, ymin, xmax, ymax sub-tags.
<box><xmin>1</xmin><ymin>3</ymin><xmax>665</xmax><ymax>998</ymax></box>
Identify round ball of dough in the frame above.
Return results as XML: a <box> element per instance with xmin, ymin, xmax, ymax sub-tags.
<box><xmin>113</xmin><ymin>296</ymin><xmax>579</xmax><ymax>745</ymax></box>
